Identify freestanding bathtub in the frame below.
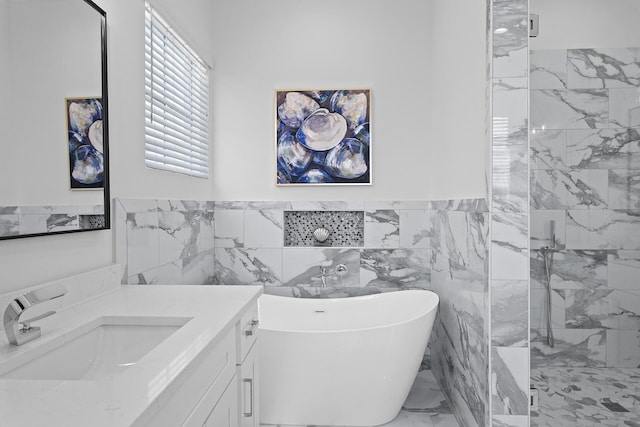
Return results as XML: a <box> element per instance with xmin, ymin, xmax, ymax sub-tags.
<box><xmin>258</xmin><ymin>289</ymin><xmax>439</xmax><ymax>426</ymax></box>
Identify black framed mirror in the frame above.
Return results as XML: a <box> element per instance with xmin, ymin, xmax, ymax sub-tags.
<box><xmin>0</xmin><ymin>0</ymin><xmax>109</xmax><ymax>240</ymax></box>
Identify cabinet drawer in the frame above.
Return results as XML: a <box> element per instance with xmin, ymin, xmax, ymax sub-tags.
<box><xmin>204</xmin><ymin>374</ymin><xmax>239</xmax><ymax>427</ymax></box>
<box><xmin>239</xmin><ymin>340</ymin><xmax>259</xmax><ymax>427</ymax></box>
<box><xmin>237</xmin><ymin>303</ymin><xmax>259</xmax><ymax>364</ymax></box>
<box><xmin>142</xmin><ymin>328</ymin><xmax>237</xmax><ymax>427</ymax></box>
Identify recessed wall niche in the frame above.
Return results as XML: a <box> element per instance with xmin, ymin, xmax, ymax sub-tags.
<box><xmin>284</xmin><ymin>211</ymin><xmax>364</xmax><ymax>247</ymax></box>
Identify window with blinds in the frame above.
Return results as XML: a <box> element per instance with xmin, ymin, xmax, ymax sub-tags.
<box><xmin>144</xmin><ymin>3</ymin><xmax>209</xmax><ymax>178</ymax></box>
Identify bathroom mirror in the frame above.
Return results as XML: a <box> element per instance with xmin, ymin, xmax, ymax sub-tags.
<box><xmin>0</xmin><ymin>0</ymin><xmax>109</xmax><ymax>240</ymax></box>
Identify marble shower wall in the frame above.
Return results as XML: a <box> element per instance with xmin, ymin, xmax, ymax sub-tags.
<box><xmin>530</xmin><ymin>47</ymin><xmax>640</xmax><ymax>370</ymax></box>
<box><xmin>489</xmin><ymin>1</ymin><xmax>531</xmax><ymax>426</ymax></box>
<box><xmin>429</xmin><ymin>203</ymin><xmax>491</xmax><ymax>427</ymax></box>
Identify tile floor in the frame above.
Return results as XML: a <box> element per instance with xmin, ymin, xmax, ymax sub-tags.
<box><xmin>531</xmin><ymin>366</ymin><xmax>640</xmax><ymax>427</ymax></box>
<box><xmin>261</xmin><ymin>369</ymin><xmax>459</xmax><ymax>427</ymax></box>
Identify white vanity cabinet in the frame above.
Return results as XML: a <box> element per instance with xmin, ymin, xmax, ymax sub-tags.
<box><xmin>143</xmin><ymin>301</ymin><xmax>260</xmax><ymax>427</ymax></box>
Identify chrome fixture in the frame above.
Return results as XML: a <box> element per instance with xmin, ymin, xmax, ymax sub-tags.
<box><xmin>335</xmin><ymin>264</ymin><xmax>348</xmax><ymax>277</ymax></box>
<box><xmin>4</xmin><ymin>284</ymin><xmax>67</xmax><ymax>346</ymax></box>
<box><xmin>320</xmin><ymin>266</ymin><xmax>328</xmax><ymax>289</ymax></box>
<box><xmin>540</xmin><ymin>220</ymin><xmax>557</xmax><ymax>347</ymax></box>
<box><xmin>529</xmin><ymin>14</ymin><xmax>539</xmax><ymax>37</ymax></box>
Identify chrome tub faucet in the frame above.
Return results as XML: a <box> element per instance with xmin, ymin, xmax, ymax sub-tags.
<box><xmin>3</xmin><ymin>284</ymin><xmax>67</xmax><ymax>346</ymax></box>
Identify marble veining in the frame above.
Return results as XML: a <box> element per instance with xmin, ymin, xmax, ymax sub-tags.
<box><xmin>365</xmin><ymin>209</ymin><xmax>400</xmax><ymax>248</ymax></box>
<box><xmin>531</xmin><ymin>328</ymin><xmax>606</xmax><ymax>368</ymax></box>
<box><xmin>608</xmin><ymin>169</ymin><xmax>640</xmax><ymax>209</ymax></box>
<box><xmin>116</xmin><ymin>198</ymin><xmax>216</xmax><ymax>286</ymax></box>
<box><xmin>493</xmin><ymin>144</ymin><xmax>528</xmax><ymax>213</ymax></box>
<box><xmin>567</xmin><ymin>48</ymin><xmax>640</xmax><ymax>89</ymax></box>
<box><xmin>531</xmin><ymin>46</ymin><xmax>640</xmax><ymax>384</ymax></box>
<box><xmin>530</xmin><ymin>129</ymin><xmax>567</xmax><ymax>170</ymax></box>
<box><xmin>531</xmin><ymin>169</ymin><xmax>608</xmax><ymax>210</ymax></box>
<box><xmin>530</xmin><ymin>89</ymin><xmax>608</xmax><ymax>130</ymax></box>
<box><xmin>431</xmin><ymin>209</ymin><xmax>490</xmax><ymax>427</ymax></box>
<box><xmin>281</xmin><ymin>247</ymin><xmax>360</xmax><ymax>289</ymax></box>
<box><xmin>491</xmin><ymin>347</ymin><xmax>529</xmax><ymax>416</ymax></box>
<box><xmin>491</xmin><ymin>213</ymin><xmax>528</xmax><ymax>281</ymax></box>
<box><xmin>492</xmin><ymin>78</ymin><xmax>528</xmax><ymax>146</ymax></box>
<box><xmin>491</xmin><ymin>0</ymin><xmax>528</xmax><ymax>78</ymax></box>
<box><xmin>608</xmin><ymin>250</ymin><xmax>640</xmax><ymax>289</ymax></box>
<box><xmin>610</xmin><ymin>87</ymin><xmax>640</xmax><ymax>128</ymax></box>
<box><xmin>399</xmin><ymin>210</ymin><xmax>431</xmax><ymax>248</ymax></box>
<box><xmin>214</xmin><ymin>247</ymin><xmax>282</xmax><ymax>286</ymax></box>
<box><xmin>0</xmin><ymin>215</ymin><xmax>19</xmax><ymax>236</ymax></box>
<box><xmin>530</xmin><ymin>49</ymin><xmax>568</xmax><ymax>89</ymax></box>
<box><xmin>531</xmin><ymin>367</ymin><xmax>640</xmax><ymax>427</ymax></box>
<box><xmin>360</xmin><ymin>249</ymin><xmax>430</xmax><ymax>288</ymax></box>
<box><xmin>566</xmin><ymin>127</ymin><xmax>640</xmax><ymax>170</ymax></box>
<box><xmin>566</xmin><ymin>210</ymin><xmax>640</xmax><ymax>250</ymax></box>
<box><xmin>530</xmin><ymin>250</ymin><xmax>607</xmax><ymax>290</ymax></box>
<box><xmin>491</xmin><ymin>280</ymin><xmax>528</xmax><ymax>347</ymax></box>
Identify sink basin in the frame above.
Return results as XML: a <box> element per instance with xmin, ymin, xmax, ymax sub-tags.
<box><xmin>1</xmin><ymin>316</ymin><xmax>190</xmax><ymax>381</ymax></box>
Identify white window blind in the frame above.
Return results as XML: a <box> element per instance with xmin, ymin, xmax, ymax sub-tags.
<box><xmin>145</xmin><ymin>2</ymin><xmax>209</xmax><ymax>178</ymax></box>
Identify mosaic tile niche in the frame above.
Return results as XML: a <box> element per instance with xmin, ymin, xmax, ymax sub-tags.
<box><xmin>284</xmin><ymin>210</ymin><xmax>364</xmax><ymax>247</ymax></box>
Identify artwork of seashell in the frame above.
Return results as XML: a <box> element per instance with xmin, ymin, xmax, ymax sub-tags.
<box><xmin>330</xmin><ymin>91</ymin><xmax>368</xmax><ymax>130</ymax></box>
<box><xmin>277</xmin><ymin>92</ymin><xmax>320</xmax><ymax>128</ymax></box>
<box><xmin>71</xmin><ymin>145</ymin><xmax>104</xmax><ymax>184</ymax></box>
<box><xmin>325</xmin><ymin>138</ymin><xmax>368</xmax><ymax>179</ymax></box>
<box><xmin>68</xmin><ymin>99</ymin><xmax>102</xmax><ymax>136</ymax></box>
<box><xmin>296</xmin><ymin>109</ymin><xmax>347</xmax><ymax>151</ymax></box>
<box><xmin>297</xmin><ymin>168</ymin><xmax>334</xmax><ymax>183</ymax></box>
<box><xmin>313</xmin><ymin>227</ymin><xmax>330</xmax><ymax>243</ymax></box>
<box><xmin>88</xmin><ymin>120</ymin><xmax>104</xmax><ymax>153</ymax></box>
<box><xmin>275</xmin><ymin>89</ymin><xmax>370</xmax><ymax>185</ymax></box>
<box><xmin>277</xmin><ymin>130</ymin><xmax>312</xmax><ymax>177</ymax></box>
<box><xmin>66</xmin><ymin>97</ymin><xmax>104</xmax><ymax>189</ymax></box>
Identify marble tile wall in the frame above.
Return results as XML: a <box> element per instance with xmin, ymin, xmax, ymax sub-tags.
<box><xmin>430</xmin><ymin>206</ymin><xmax>490</xmax><ymax>427</ymax></box>
<box><xmin>490</xmin><ymin>0</ymin><xmax>530</xmax><ymax>426</ymax></box>
<box><xmin>530</xmin><ymin>47</ymin><xmax>640</xmax><ymax>370</ymax></box>
<box><xmin>114</xmin><ymin>199</ymin><xmax>215</xmax><ymax>285</ymax></box>
<box><xmin>212</xmin><ymin>200</ymin><xmax>432</xmax><ymax>297</ymax></box>
<box><xmin>0</xmin><ymin>204</ymin><xmax>105</xmax><ymax>237</ymax></box>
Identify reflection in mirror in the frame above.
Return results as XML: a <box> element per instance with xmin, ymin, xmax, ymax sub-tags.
<box><xmin>0</xmin><ymin>0</ymin><xmax>109</xmax><ymax>240</ymax></box>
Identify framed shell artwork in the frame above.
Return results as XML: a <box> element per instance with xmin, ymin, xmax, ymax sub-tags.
<box><xmin>66</xmin><ymin>97</ymin><xmax>105</xmax><ymax>189</ymax></box>
<box><xmin>275</xmin><ymin>89</ymin><xmax>371</xmax><ymax>185</ymax></box>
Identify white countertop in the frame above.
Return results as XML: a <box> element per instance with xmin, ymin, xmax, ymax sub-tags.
<box><xmin>0</xmin><ymin>285</ymin><xmax>263</xmax><ymax>427</ymax></box>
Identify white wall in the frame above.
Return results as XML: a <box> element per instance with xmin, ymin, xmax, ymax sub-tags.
<box><xmin>531</xmin><ymin>0</ymin><xmax>640</xmax><ymax>49</ymax></box>
<box><xmin>105</xmin><ymin>0</ymin><xmax>215</xmax><ymax>201</ymax></box>
<box><xmin>0</xmin><ymin>0</ymin><xmax>16</xmax><ymax>203</ymax></box>
<box><xmin>210</xmin><ymin>0</ymin><xmax>487</xmax><ymax>201</ymax></box>
<box><xmin>0</xmin><ymin>0</ymin><xmax>216</xmax><ymax>294</ymax></box>
<box><xmin>8</xmin><ymin>0</ymin><xmax>102</xmax><ymax>206</ymax></box>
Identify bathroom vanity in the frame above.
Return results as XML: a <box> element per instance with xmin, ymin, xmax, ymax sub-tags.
<box><xmin>0</xmin><ymin>281</ymin><xmax>262</xmax><ymax>427</ymax></box>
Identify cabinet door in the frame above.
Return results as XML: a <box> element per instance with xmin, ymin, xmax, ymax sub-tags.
<box><xmin>204</xmin><ymin>378</ymin><xmax>239</xmax><ymax>427</ymax></box>
<box><xmin>239</xmin><ymin>340</ymin><xmax>259</xmax><ymax>427</ymax></box>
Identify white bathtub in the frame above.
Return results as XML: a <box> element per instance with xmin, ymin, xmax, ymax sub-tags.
<box><xmin>258</xmin><ymin>289</ymin><xmax>439</xmax><ymax>426</ymax></box>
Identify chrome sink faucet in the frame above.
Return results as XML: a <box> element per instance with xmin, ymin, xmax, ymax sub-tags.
<box><xmin>3</xmin><ymin>284</ymin><xmax>67</xmax><ymax>346</ymax></box>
